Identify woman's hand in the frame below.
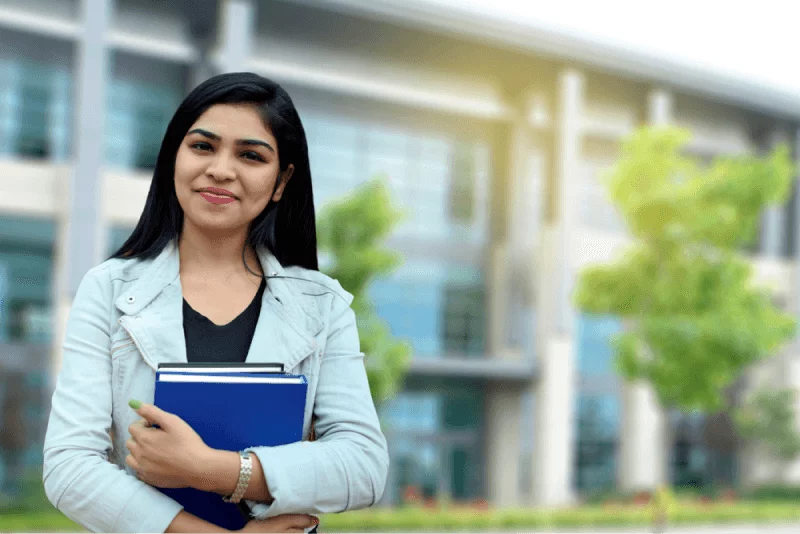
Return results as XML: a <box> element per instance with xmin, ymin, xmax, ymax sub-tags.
<box><xmin>125</xmin><ymin>400</ymin><xmax>212</xmax><ymax>489</ymax></box>
<box><xmin>238</xmin><ymin>515</ymin><xmax>318</xmax><ymax>533</ymax></box>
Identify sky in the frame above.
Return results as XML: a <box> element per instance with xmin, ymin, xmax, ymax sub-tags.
<box><xmin>429</xmin><ymin>0</ymin><xmax>800</xmax><ymax>94</ymax></box>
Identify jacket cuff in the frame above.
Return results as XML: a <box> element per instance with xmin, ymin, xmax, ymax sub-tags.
<box><xmin>246</xmin><ymin>443</ymin><xmax>317</xmax><ymax>518</ymax></box>
<box><xmin>112</xmin><ymin>483</ymin><xmax>183</xmax><ymax>533</ymax></box>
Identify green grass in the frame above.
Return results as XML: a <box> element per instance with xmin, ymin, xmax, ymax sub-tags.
<box><xmin>317</xmin><ymin>502</ymin><xmax>800</xmax><ymax>532</ymax></box>
<box><xmin>3</xmin><ymin>501</ymin><xmax>799</xmax><ymax>532</ymax></box>
<box><xmin>0</xmin><ymin>511</ymin><xmax>80</xmax><ymax>533</ymax></box>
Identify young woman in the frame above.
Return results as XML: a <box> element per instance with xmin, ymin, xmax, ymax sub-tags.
<box><xmin>43</xmin><ymin>72</ymin><xmax>389</xmax><ymax>533</ymax></box>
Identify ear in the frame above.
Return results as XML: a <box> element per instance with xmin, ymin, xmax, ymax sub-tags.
<box><xmin>271</xmin><ymin>164</ymin><xmax>294</xmax><ymax>202</ymax></box>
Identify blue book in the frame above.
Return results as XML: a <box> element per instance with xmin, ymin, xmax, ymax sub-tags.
<box><xmin>153</xmin><ymin>367</ymin><xmax>308</xmax><ymax>531</ymax></box>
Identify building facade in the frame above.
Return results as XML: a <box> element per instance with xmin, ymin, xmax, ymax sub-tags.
<box><xmin>0</xmin><ymin>0</ymin><xmax>799</xmax><ymax>506</ymax></box>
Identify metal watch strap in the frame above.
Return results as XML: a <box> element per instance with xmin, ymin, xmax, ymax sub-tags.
<box><xmin>222</xmin><ymin>451</ymin><xmax>253</xmax><ymax>504</ymax></box>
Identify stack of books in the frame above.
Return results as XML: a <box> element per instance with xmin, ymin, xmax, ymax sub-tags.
<box><xmin>153</xmin><ymin>363</ymin><xmax>308</xmax><ymax>531</ymax></box>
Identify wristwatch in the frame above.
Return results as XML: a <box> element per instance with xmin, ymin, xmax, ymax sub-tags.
<box><xmin>222</xmin><ymin>451</ymin><xmax>253</xmax><ymax>504</ymax></box>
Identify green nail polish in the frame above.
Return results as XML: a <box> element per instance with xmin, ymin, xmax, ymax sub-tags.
<box><xmin>128</xmin><ymin>399</ymin><xmax>142</xmax><ymax>410</ymax></box>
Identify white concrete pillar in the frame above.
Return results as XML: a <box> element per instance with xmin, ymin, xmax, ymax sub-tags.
<box><xmin>51</xmin><ymin>0</ymin><xmax>112</xmax><ymax>381</ymax></box>
<box><xmin>648</xmin><ymin>89</ymin><xmax>673</xmax><ymax>127</ymax></box>
<box><xmin>485</xmin><ymin>243</ymin><xmax>524</xmax><ymax>507</ymax></box>
<box><xmin>761</xmin><ymin>207</ymin><xmax>783</xmax><ymax>257</ymax></box>
<box><xmin>760</xmin><ymin>128</ymin><xmax>790</xmax><ymax>258</ymax></box>
<box><xmin>485</xmin><ymin>384</ymin><xmax>523</xmax><ymax>506</ymax></box>
<box><xmin>186</xmin><ymin>1</ymin><xmax>219</xmax><ymax>90</ymax></box>
<box><xmin>619</xmin><ymin>379</ymin><xmax>668</xmax><ymax>490</ymax></box>
<box><xmin>487</xmin><ymin>244</ymin><xmax>510</xmax><ymax>358</ymax></box>
<box><xmin>615</xmin><ymin>88</ymin><xmax>673</xmax><ymax>491</ymax></box>
<box><xmin>484</xmin><ymin>113</ymin><xmax>532</xmax><ymax>507</ymax></box>
<box><xmin>555</xmin><ymin>69</ymin><xmax>583</xmax><ymax>337</ymax></box>
<box><xmin>215</xmin><ymin>0</ymin><xmax>256</xmax><ymax>73</ymax></box>
<box><xmin>530</xmin><ymin>69</ymin><xmax>583</xmax><ymax>506</ymax></box>
<box><xmin>50</xmin><ymin>166</ymin><xmax>74</xmax><ymax>383</ymax></box>
<box><xmin>532</xmin><ymin>332</ymin><xmax>576</xmax><ymax>506</ymax></box>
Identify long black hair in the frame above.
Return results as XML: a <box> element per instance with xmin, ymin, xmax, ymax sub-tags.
<box><xmin>110</xmin><ymin>72</ymin><xmax>318</xmax><ymax>271</ymax></box>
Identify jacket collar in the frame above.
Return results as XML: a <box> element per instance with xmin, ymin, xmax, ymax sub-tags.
<box><xmin>114</xmin><ymin>241</ymin><xmax>322</xmax><ymax>372</ymax></box>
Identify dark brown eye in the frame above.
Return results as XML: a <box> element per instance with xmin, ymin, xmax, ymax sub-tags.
<box><xmin>241</xmin><ymin>151</ymin><xmax>266</xmax><ymax>162</ymax></box>
<box><xmin>191</xmin><ymin>141</ymin><xmax>213</xmax><ymax>151</ymax></box>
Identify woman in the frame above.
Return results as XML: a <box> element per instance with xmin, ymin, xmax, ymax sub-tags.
<box><xmin>43</xmin><ymin>72</ymin><xmax>389</xmax><ymax>533</ymax></box>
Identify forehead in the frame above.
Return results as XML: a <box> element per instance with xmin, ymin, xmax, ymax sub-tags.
<box><xmin>188</xmin><ymin>103</ymin><xmax>275</xmax><ymax>140</ymax></box>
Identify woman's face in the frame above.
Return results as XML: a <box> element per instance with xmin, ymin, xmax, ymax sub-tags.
<box><xmin>174</xmin><ymin>103</ymin><xmax>293</xmax><ymax>234</ymax></box>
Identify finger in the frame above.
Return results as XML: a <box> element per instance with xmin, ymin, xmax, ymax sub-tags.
<box><xmin>286</xmin><ymin>515</ymin><xmax>319</xmax><ymax>529</ymax></box>
<box><xmin>133</xmin><ymin>403</ymin><xmax>174</xmax><ymax>429</ymax></box>
<box><xmin>125</xmin><ymin>438</ymin><xmax>140</xmax><ymax>455</ymax></box>
<box><xmin>125</xmin><ymin>454</ymin><xmax>141</xmax><ymax>472</ymax></box>
<box><xmin>128</xmin><ymin>419</ymin><xmax>150</xmax><ymax>439</ymax></box>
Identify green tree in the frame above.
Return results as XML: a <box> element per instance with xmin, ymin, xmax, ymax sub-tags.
<box><xmin>317</xmin><ymin>178</ymin><xmax>412</xmax><ymax>405</ymax></box>
<box><xmin>735</xmin><ymin>387</ymin><xmax>800</xmax><ymax>478</ymax></box>
<box><xmin>574</xmin><ymin>126</ymin><xmax>796</xmax><ymax>414</ymax></box>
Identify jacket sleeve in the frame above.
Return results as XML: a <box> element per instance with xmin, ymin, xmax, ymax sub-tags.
<box><xmin>42</xmin><ymin>267</ymin><xmax>183</xmax><ymax>533</ymax></box>
<box><xmin>245</xmin><ymin>297</ymin><xmax>390</xmax><ymax>517</ymax></box>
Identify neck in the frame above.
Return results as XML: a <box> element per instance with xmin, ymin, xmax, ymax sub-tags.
<box><xmin>178</xmin><ymin>220</ymin><xmax>262</xmax><ymax>277</ymax></box>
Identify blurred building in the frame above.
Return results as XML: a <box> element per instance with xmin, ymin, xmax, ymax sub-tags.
<box><xmin>0</xmin><ymin>0</ymin><xmax>799</xmax><ymax>507</ymax></box>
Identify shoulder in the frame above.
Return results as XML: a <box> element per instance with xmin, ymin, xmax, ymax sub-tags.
<box><xmin>74</xmin><ymin>256</ymin><xmax>151</xmax><ymax>299</ymax></box>
<box><xmin>282</xmin><ymin>265</ymin><xmax>354</xmax><ymax>308</ymax></box>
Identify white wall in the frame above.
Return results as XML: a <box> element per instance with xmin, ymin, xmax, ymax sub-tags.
<box><xmin>110</xmin><ymin>0</ymin><xmax>194</xmax><ymax>60</ymax></box>
<box><xmin>0</xmin><ymin>161</ymin><xmax>149</xmax><ymax>225</ymax></box>
<box><xmin>0</xmin><ymin>0</ymin><xmax>79</xmax><ymax>39</ymax></box>
<box><xmin>675</xmin><ymin>98</ymin><xmax>755</xmax><ymax>155</ymax></box>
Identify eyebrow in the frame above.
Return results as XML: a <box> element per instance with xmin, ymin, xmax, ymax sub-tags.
<box><xmin>187</xmin><ymin>128</ymin><xmax>275</xmax><ymax>154</ymax></box>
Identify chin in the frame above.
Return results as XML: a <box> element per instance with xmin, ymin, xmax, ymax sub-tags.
<box><xmin>185</xmin><ymin>212</ymin><xmax>244</xmax><ymax>234</ymax></box>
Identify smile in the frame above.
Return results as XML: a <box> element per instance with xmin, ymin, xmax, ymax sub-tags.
<box><xmin>198</xmin><ymin>192</ymin><xmax>237</xmax><ymax>205</ymax></box>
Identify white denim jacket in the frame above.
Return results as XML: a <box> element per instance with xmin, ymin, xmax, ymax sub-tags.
<box><xmin>42</xmin><ymin>242</ymin><xmax>389</xmax><ymax>533</ymax></box>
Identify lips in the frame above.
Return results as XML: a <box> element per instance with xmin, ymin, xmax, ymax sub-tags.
<box><xmin>197</xmin><ymin>187</ymin><xmax>237</xmax><ymax>205</ymax></box>
<box><xmin>199</xmin><ymin>192</ymin><xmax>236</xmax><ymax>205</ymax></box>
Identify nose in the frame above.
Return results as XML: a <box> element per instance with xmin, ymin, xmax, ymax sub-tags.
<box><xmin>205</xmin><ymin>151</ymin><xmax>236</xmax><ymax>182</ymax></box>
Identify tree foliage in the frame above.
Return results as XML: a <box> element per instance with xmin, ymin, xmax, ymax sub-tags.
<box><xmin>735</xmin><ymin>387</ymin><xmax>800</xmax><ymax>462</ymax></box>
<box><xmin>317</xmin><ymin>178</ymin><xmax>412</xmax><ymax>405</ymax></box>
<box><xmin>574</xmin><ymin>126</ymin><xmax>797</xmax><ymax>412</ymax></box>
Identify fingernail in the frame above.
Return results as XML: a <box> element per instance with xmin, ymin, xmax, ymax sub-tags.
<box><xmin>128</xmin><ymin>399</ymin><xmax>142</xmax><ymax>410</ymax></box>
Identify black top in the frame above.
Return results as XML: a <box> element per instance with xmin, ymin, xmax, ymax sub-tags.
<box><xmin>183</xmin><ymin>279</ymin><xmax>266</xmax><ymax>363</ymax></box>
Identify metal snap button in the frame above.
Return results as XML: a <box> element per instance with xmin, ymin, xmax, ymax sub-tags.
<box><xmin>126</xmin><ymin>296</ymin><xmax>135</xmax><ymax>304</ymax></box>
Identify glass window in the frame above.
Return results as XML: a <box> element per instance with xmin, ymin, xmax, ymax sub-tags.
<box><xmin>380</xmin><ymin>378</ymin><xmax>485</xmax><ymax>432</ymax></box>
<box><xmin>578</xmin><ymin>159</ymin><xmax>625</xmax><ymax>233</ymax></box>
<box><xmin>371</xmin><ymin>260</ymin><xmax>485</xmax><ymax>359</ymax></box>
<box><xmin>448</xmin><ymin>141</ymin><xmax>476</xmax><ymax>223</ymax></box>
<box><xmin>442</xmin><ymin>284</ymin><xmax>485</xmax><ymax>356</ymax></box>
<box><xmin>0</xmin><ymin>60</ymin><xmax>71</xmax><ymax>161</ymax></box>
<box><xmin>106</xmin><ymin>80</ymin><xmax>181</xmax><ymax>170</ymax></box>
<box><xmin>107</xmin><ymin>225</ymin><xmax>135</xmax><ymax>257</ymax></box>
<box><xmin>381</xmin><ymin>379</ymin><xmax>484</xmax><ymax>504</ymax></box>
<box><xmin>372</xmin><ymin>279</ymin><xmax>442</xmax><ymax>356</ymax></box>
<box><xmin>301</xmin><ymin>110</ymin><xmax>489</xmax><ymax>241</ymax></box>
<box><xmin>574</xmin><ymin>393</ymin><xmax>620</xmax><ymax>493</ymax></box>
<box><xmin>577</xmin><ymin>314</ymin><xmax>622</xmax><ymax>377</ymax></box>
<box><xmin>783</xmin><ymin>181</ymin><xmax>797</xmax><ymax>258</ymax></box>
<box><xmin>519</xmin><ymin>391</ymin><xmax>535</xmax><ymax>499</ymax></box>
<box><xmin>0</xmin><ymin>216</ymin><xmax>55</xmax><ymax>343</ymax></box>
<box><xmin>381</xmin><ymin>392</ymin><xmax>441</xmax><ymax>433</ymax></box>
<box><xmin>671</xmin><ymin>411</ymin><xmax>712</xmax><ymax>489</ymax></box>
